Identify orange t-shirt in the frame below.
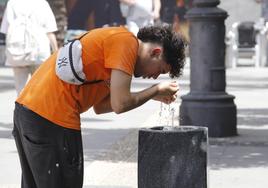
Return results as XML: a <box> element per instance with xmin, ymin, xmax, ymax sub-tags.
<box><xmin>16</xmin><ymin>27</ymin><xmax>138</xmax><ymax>130</ymax></box>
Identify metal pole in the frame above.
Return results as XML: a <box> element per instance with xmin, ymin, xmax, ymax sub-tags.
<box><xmin>179</xmin><ymin>0</ymin><xmax>237</xmax><ymax>137</ymax></box>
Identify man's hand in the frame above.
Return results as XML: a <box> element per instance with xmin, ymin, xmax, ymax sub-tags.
<box><xmin>110</xmin><ymin>70</ymin><xmax>179</xmax><ymax>114</ymax></box>
<box><xmin>153</xmin><ymin>94</ymin><xmax>177</xmax><ymax>104</ymax></box>
<box><xmin>153</xmin><ymin>81</ymin><xmax>179</xmax><ymax>104</ymax></box>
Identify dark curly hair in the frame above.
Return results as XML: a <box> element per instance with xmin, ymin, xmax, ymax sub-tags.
<box><xmin>137</xmin><ymin>25</ymin><xmax>186</xmax><ymax>78</ymax></box>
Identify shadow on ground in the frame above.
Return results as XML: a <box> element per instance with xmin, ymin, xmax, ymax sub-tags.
<box><xmin>209</xmin><ymin>108</ymin><xmax>268</xmax><ymax>170</ymax></box>
<box><xmin>82</xmin><ymin>128</ymin><xmax>136</xmax><ymax>162</ymax></box>
<box><xmin>1</xmin><ymin>108</ymin><xmax>267</xmax><ymax>171</ymax></box>
<box><xmin>237</xmin><ymin>108</ymin><xmax>268</xmax><ymax>126</ymax></box>
<box><xmin>0</xmin><ymin>122</ymin><xmax>13</xmax><ymax>139</ymax></box>
<box><xmin>0</xmin><ymin>74</ymin><xmax>14</xmax><ymax>92</ymax></box>
<box><xmin>89</xmin><ymin>107</ymin><xmax>268</xmax><ymax>171</ymax></box>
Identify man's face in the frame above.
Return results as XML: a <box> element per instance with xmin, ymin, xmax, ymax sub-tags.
<box><xmin>134</xmin><ymin>53</ymin><xmax>171</xmax><ymax>79</ymax></box>
<box><xmin>134</xmin><ymin>47</ymin><xmax>171</xmax><ymax>79</ymax></box>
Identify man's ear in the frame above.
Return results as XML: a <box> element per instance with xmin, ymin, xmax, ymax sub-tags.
<box><xmin>151</xmin><ymin>48</ymin><xmax>162</xmax><ymax>58</ymax></box>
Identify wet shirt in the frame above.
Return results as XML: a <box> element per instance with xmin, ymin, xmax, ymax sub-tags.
<box><xmin>16</xmin><ymin>27</ymin><xmax>138</xmax><ymax>130</ymax></box>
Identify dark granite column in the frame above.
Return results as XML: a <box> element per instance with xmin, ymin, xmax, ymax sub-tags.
<box><xmin>138</xmin><ymin>126</ymin><xmax>208</xmax><ymax>188</ymax></box>
<box><xmin>179</xmin><ymin>0</ymin><xmax>237</xmax><ymax>137</ymax></box>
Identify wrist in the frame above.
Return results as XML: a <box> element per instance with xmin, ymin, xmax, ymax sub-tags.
<box><xmin>151</xmin><ymin>84</ymin><xmax>160</xmax><ymax>96</ymax></box>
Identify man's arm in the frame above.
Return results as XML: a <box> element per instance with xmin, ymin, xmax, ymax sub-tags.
<box><xmin>47</xmin><ymin>32</ymin><xmax>58</xmax><ymax>53</ymax></box>
<box><xmin>93</xmin><ymin>94</ymin><xmax>113</xmax><ymax>114</ymax></box>
<box><xmin>0</xmin><ymin>7</ymin><xmax>8</xmax><ymax>34</ymax></box>
<box><xmin>110</xmin><ymin>69</ymin><xmax>178</xmax><ymax>114</ymax></box>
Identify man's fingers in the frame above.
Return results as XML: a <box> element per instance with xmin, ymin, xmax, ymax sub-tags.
<box><xmin>170</xmin><ymin>82</ymin><xmax>179</xmax><ymax>92</ymax></box>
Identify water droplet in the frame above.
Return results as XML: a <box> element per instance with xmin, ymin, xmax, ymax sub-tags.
<box><xmin>201</xmin><ymin>141</ymin><xmax>207</xmax><ymax>152</ymax></box>
<box><xmin>169</xmin><ymin>155</ymin><xmax>176</xmax><ymax>163</ymax></box>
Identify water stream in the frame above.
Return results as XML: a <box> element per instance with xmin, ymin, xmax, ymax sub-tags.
<box><xmin>158</xmin><ymin>102</ymin><xmax>177</xmax><ymax>127</ymax></box>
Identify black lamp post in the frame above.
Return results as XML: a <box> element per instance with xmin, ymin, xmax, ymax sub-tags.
<box><xmin>179</xmin><ymin>0</ymin><xmax>237</xmax><ymax>137</ymax></box>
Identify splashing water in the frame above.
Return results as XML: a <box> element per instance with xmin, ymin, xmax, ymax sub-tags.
<box><xmin>158</xmin><ymin>102</ymin><xmax>177</xmax><ymax>127</ymax></box>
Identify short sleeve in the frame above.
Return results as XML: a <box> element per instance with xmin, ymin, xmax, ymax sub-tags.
<box><xmin>0</xmin><ymin>1</ymin><xmax>13</xmax><ymax>34</ymax></box>
<box><xmin>103</xmin><ymin>33</ymin><xmax>138</xmax><ymax>76</ymax></box>
<box><xmin>0</xmin><ymin>8</ymin><xmax>8</xmax><ymax>34</ymax></box>
<box><xmin>42</xmin><ymin>1</ymin><xmax>57</xmax><ymax>33</ymax></box>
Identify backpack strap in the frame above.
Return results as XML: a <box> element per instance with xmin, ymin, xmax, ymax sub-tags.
<box><xmin>67</xmin><ymin>32</ymin><xmax>104</xmax><ymax>85</ymax></box>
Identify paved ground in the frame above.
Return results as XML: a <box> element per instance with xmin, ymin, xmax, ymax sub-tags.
<box><xmin>0</xmin><ymin>63</ymin><xmax>268</xmax><ymax>188</ymax></box>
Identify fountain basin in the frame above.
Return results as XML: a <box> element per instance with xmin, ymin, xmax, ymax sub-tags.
<box><xmin>138</xmin><ymin>126</ymin><xmax>208</xmax><ymax>188</ymax></box>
